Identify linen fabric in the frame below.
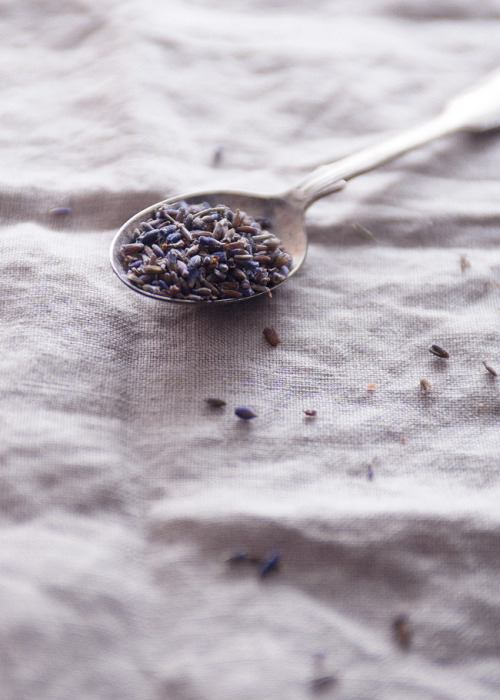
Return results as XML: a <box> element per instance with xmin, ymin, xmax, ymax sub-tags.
<box><xmin>1</xmin><ymin>1</ymin><xmax>500</xmax><ymax>698</ymax></box>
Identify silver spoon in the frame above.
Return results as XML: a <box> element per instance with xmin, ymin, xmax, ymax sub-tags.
<box><xmin>110</xmin><ymin>67</ymin><xmax>500</xmax><ymax>304</ymax></box>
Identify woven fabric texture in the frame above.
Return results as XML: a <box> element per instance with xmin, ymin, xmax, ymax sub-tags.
<box><xmin>1</xmin><ymin>1</ymin><xmax>500</xmax><ymax>698</ymax></box>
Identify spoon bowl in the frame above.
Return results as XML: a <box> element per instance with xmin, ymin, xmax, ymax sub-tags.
<box><xmin>110</xmin><ymin>189</ymin><xmax>308</xmax><ymax>303</ymax></box>
<box><xmin>110</xmin><ymin>67</ymin><xmax>500</xmax><ymax>304</ymax></box>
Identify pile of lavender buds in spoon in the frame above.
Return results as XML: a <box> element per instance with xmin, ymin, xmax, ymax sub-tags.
<box><xmin>119</xmin><ymin>200</ymin><xmax>293</xmax><ymax>301</ymax></box>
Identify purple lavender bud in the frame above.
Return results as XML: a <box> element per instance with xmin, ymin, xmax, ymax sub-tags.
<box><xmin>260</xmin><ymin>551</ymin><xmax>281</xmax><ymax>578</ymax></box>
<box><xmin>176</xmin><ymin>260</ymin><xmax>189</xmax><ymax>277</ymax></box>
<box><xmin>199</xmin><ymin>236</ymin><xmax>218</xmax><ymax>249</ymax></box>
<box><xmin>50</xmin><ymin>206</ymin><xmax>71</xmax><ymax>216</ymax></box>
<box><xmin>166</xmin><ymin>250</ymin><xmax>178</xmax><ymax>271</ymax></box>
<box><xmin>235</xmin><ymin>407</ymin><xmax>257</xmax><ymax>420</ymax></box>
<box><xmin>138</xmin><ymin>229</ymin><xmax>158</xmax><ymax>246</ymax></box>
<box><xmin>187</xmin><ymin>269</ymin><xmax>199</xmax><ymax>288</ymax></box>
<box><xmin>187</xmin><ymin>255</ymin><xmax>202</xmax><ymax>269</ymax></box>
<box><xmin>166</xmin><ymin>232</ymin><xmax>181</xmax><ymax>244</ymax></box>
<box><xmin>160</xmin><ymin>224</ymin><xmax>177</xmax><ymax>236</ymax></box>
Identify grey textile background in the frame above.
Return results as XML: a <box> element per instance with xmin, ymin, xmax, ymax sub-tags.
<box><xmin>1</xmin><ymin>1</ymin><xmax>500</xmax><ymax>698</ymax></box>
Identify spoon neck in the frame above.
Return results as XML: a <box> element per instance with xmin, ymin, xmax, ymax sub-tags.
<box><xmin>290</xmin><ymin>113</ymin><xmax>456</xmax><ymax>209</ymax></box>
<box><xmin>287</xmin><ymin>177</ymin><xmax>347</xmax><ymax>210</ymax></box>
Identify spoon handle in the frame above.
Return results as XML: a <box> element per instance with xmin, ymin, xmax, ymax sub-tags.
<box><xmin>292</xmin><ymin>66</ymin><xmax>500</xmax><ymax>207</ymax></box>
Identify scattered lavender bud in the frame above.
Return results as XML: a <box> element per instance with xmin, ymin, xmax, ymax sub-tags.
<box><xmin>49</xmin><ymin>206</ymin><xmax>71</xmax><ymax>216</ymax></box>
<box><xmin>260</xmin><ymin>550</ymin><xmax>281</xmax><ymax>578</ymax></box>
<box><xmin>205</xmin><ymin>398</ymin><xmax>226</xmax><ymax>407</ymax></box>
<box><xmin>393</xmin><ymin>614</ymin><xmax>411</xmax><ymax>649</ymax></box>
<box><xmin>429</xmin><ymin>344</ymin><xmax>449</xmax><ymax>359</ymax></box>
<box><xmin>482</xmin><ymin>360</ymin><xmax>497</xmax><ymax>377</ymax></box>
<box><xmin>419</xmin><ymin>377</ymin><xmax>431</xmax><ymax>392</ymax></box>
<box><xmin>303</xmin><ymin>409</ymin><xmax>317</xmax><ymax>417</ymax></box>
<box><xmin>235</xmin><ymin>407</ymin><xmax>257</xmax><ymax>420</ymax></box>
<box><xmin>263</xmin><ymin>326</ymin><xmax>281</xmax><ymax>347</ymax></box>
<box><xmin>226</xmin><ymin>551</ymin><xmax>248</xmax><ymax>564</ymax></box>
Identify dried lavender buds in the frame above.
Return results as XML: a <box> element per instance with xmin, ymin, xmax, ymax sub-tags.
<box><xmin>119</xmin><ymin>200</ymin><xmax>293</xmax><ymax>301</ymax></box>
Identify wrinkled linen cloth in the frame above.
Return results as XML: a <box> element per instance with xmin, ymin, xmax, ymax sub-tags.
<box><xmin>1</xmin><ymin>1</ymin><xmax>500</xmax><ymax>698</ymax></box>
